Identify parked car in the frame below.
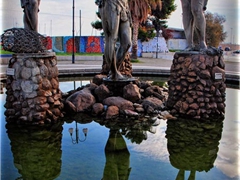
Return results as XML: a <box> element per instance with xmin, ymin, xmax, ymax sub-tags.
<box><xmin>224</xmin><ymin>47</ymin><xmax>231</xmax><ymax>51</ymax></box>
<box><xmin>232</xmin><ymin>50</ymin><xmax>240</xmax><ymax>54</ymax></box>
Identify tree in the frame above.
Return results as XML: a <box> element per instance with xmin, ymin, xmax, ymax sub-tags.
<box><xmin>138</xmin><ymin>26</ymin><xmax>156</xmax><ymax>42</ymax></box>
<box><xmin>128</xmin><ymin>0</ymin><xmax>150</xmax><ymax>59</ymax></box>
<box><xmin>129</xmin><ymin>0</ymin><xmax>163</xmax><ymax>59</ymax></box>
<box><xmin>136</xmin><ymin>0</ymin><xmax>176</xmax><ymax>52</ymax></box>
<box><xmin>204</xmin><ymin>12</ymin><xmax>227</xmax><ymax>47</ymax></box>
<box><xmin>150</xmin><ymin>0</ymin><xmax>176</xmax><ymax>42</ymax></box>
<box><xmin>151</xmin><ymin>0</ymin><xmax>176</xmax><ymax>19</ymax></box>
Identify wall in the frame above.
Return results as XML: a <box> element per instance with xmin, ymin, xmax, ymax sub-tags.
<box><xmin>47</xmin><ymin>36</ymin><xmax>173</xmax><ymax>56</ymax></box>
<box><xmin>50</xmin><ymin>36</ymin><xmax>104</xmax><ymax>53</ymax></box>
<box><xmin>167</xmin><ymin>39</ymin><xmax>187</xmax><ymax>50</ymax></box>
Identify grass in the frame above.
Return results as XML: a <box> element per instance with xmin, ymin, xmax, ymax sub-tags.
<box><xmin>0</xmin><ymin>50</ymin><xmax>103</xmax><ymax>56</ymax></box>
<box><xmin>0</xmin><ymin>49</ymin><xmax>13</xmax><ymax>55</ymax></box>
<box><xmin>0</xmin><ymin>45</ymin><xmax>103</xmax><ymax>56</ymax></box>
<box><xmin>131</xmin><ymin>59</ymin><xmax>142</xmax><ymax>63</ymax></box>
<box><xmin>55</xmin><ymin>52</ymin><xmax>103</xmax><ymax>56</ymax></box>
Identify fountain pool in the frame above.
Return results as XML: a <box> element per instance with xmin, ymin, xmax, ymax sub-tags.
<box><xmin>1</xmin><ymin>76</ymin><xmax>239</xmax><ymax>180</ymax></box>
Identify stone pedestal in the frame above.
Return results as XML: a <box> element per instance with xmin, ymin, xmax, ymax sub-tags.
<box><xmin>4</xmin><ymin>52</ymin><xmax>64</xmax><ymax>124</ymax></box>
<box><xmin>167</xmin><ymin>52</ymin><xmax>226</xmax><ymax>119</ymax></box>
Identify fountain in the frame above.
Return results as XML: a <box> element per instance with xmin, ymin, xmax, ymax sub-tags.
<box><xmin>0</xmin><ymin>1</ymin><xmax>237</xmax><ymax>179</ymax></box>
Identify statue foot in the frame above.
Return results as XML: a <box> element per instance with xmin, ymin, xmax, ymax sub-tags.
<box><xmin>204</xmin><ymin>46</ymin><xmax>223</xmax><ymax>56</ymax></box>
<box><xmin>184</xmin><ymin>46</ymin><xmax>195</xmax><ymax>51</ymax></box>
<box><xmin>108</xmin><ymin>71</ymin><xmax>126</xmax><ymax>81</ymax></box>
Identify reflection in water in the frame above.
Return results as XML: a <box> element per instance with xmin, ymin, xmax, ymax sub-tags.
<box><xmin>102</xmin><ymin>129</ymin><xmax>131</xmax><ymax>180</ymax></box>
<box><xmin>6</xmin><ymin>122</ymin><xmax>63</xmax><ymax>180</ymax></box>
<box><xmin>97</xmin><ymin>116</ymin><xmax>160</xmax><ymax>145</ymax></box>
<box><xmin>165</xmin><ymin>118</ymin><xmax>224</xmax><ymax>180</ymax></box>
<box><xmin>68</xmin><ymin>121</ymin><xmax>88</xmax><ymax>144</ymax></box>
<box><xmin>97</xmin><ymin>116</ymin><xmax>161</xmax><ymax>180</ymax></box>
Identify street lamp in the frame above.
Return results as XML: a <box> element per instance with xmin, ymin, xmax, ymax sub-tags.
<box><xmin>154</xmin><ymin>30</ymin><xmax>159</xmax><ymax>58</ymax></box>
<box><xmin>68</xmin><ymin>121</ymin><xmax>88</xmax><ymax>144</ymax></box>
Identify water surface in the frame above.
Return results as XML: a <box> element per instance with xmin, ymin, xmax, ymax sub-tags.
<box><xmin>1</xmin><ymin>77</ymin><xmax>239</xmax><ymax>180</ymax></box>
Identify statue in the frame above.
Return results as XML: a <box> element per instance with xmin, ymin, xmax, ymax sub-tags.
<box><xmin>20</xmin><ymin>0</ymin><xmax>41</xmax><ymax>32</ymax></box>
<box><xmin>180</xmin><ymin>0</ymin><xmax>208</xmax><ymax>51</ymax></box>
<box><xmin>96</xmin><ymin>0</ymin><xmax>132</xmax><ymax>80</ymax></box>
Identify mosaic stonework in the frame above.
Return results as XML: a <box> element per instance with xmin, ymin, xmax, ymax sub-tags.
<box><xmin>167</xmin><ymin>52</ymin><xmax>226</xmax><ymax>119</ymax></box>
<box><xmin>4</xmin><ymin>53</ymin><xmax>63</xmax><ymax>124</ymax></box>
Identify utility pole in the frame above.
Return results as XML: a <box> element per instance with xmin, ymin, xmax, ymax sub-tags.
<box><xmin>72</xmin><ymin>0</ymin><xmax>75</xmax><ymax>64</ymax></box>
<box><xmin>50</xmin><ymin>20</ymin><xmax>52</xmax><ymax>36</ymax></box>
<box><xmin>79</xmin><ymin>10</ymin><xmax>81</xmax><ymax>53</ymax></box>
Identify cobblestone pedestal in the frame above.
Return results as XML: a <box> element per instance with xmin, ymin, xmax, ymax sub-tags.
<box><xmin>167</xmin><ymin>52</ymin><xmax>226</xmax><ymax>119</ymax></box>
<box><xmin>4</xmin><ymin>52</ymin><xmax>64</xmax><ymax>124</ymax></box>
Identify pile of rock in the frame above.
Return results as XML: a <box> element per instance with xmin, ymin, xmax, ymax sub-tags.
<box><xmin>63</xmin><ymin>74</ymin><xmax>174</xmax><ymax>120</ymax></box>
<box><xmin>4</xmin><ymin>53</ymin><xmax>64</xmax><ymax>124</ymax></box>
<box><xmin>167</xmin><ymin>52</ymin><xmax>226</xmax><ymax>119</ymax></box>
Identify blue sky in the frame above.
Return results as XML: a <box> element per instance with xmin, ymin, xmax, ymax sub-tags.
<box><xmin>0</xmin><ymin>0</ymin><xmax>239</xmax><ymax>44</ymax></box>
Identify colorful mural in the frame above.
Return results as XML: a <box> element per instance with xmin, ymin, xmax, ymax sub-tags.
<box><xmin>52</xmin><ymin>37</ymin><xmax>64</xmax><ymax>52</ymax></box>
<box><xmin>50</xmin><ymin>36</ymin><xmax>169</xmax><ymax>56</ymax></box>
<box><xmin>46</xmin><ymin>36</ymin><xmax>52</xmax><ymax>50</ymax></box>
<box><xmin>54</xmin><ymin>36</ymin><xmax>104</xmax><ymax>53</ymax></box>
<box><xmin>86</xmin><ymin>36</ymin><xmax>104</xmax><ymax>53</ymax></box>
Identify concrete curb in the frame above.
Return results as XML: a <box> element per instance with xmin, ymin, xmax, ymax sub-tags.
<box><xmin>1</xmin><ymin>55</ymin><xmax>239</xmax><ymax>84</ymax></box>
<box><xmin>56</xmin><ymin>67</ymin><xmax>239</xmax><ymax>84</ymax></box>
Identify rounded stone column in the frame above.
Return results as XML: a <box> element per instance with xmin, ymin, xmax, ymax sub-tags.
<box><xmin>167</xmin><ymin>52</ymin><xmax>226</xmax><ymax>119</ymax></box>
<box><xmin>4</xmin><ymin>52</ymin><xmax>64</xmax><ymax>124</ymax></box>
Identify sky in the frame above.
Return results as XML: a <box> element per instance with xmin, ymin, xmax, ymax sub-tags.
<box><xmin>0</xmin><ymin>0</ymin><xmax>239</xmax><ymax>44</ymax></box>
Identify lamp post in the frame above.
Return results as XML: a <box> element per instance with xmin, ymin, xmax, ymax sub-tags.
<box><xmin>153</xmin><ymin>18</ymin><xmax>161</xmax><ymax>59</ymax></box>
<box><xmin>154</xmin><ymin>30</ymin><xmax>159</xmax><ymax>58</ymax></box>
<box><xmin>156</xmin><ymin>30</ymin><xmax>159</xmax><ymax>58</ymax></box>
<box><xmin>68</xmin><ymin>121</ymin><xmax>88</xmax><ymax>144</ymax></box>
<box><xmin>72</xmin><ymin>0</ymin><xmax>75</xmax><ymax>64</ymax></box>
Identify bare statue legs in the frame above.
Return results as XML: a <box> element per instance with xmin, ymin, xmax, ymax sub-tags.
<box><xmin>181</xmin><ymin>0</ymin><xmax>208</xmax><ymax>51</ymax></box>
<box><xmin>98</xmin><ymin>0</ymin><xmax>132</xmax><ymax>80</ymax></box>
<box><xmin>21</xmin><ymin>0</ymin><xmax>40</xmax><ymax>32</ymax></box>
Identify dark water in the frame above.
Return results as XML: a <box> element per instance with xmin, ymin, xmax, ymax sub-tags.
<box><xmin>1</xmin><ymin>77</ymin><xmax>239</xmax><ymax>180</ymax></box>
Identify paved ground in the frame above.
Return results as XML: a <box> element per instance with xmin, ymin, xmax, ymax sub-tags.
<box><xmin>1</xmin><ymin>54</ymin><xmax>240</xmax><ymax>83</ymax></box>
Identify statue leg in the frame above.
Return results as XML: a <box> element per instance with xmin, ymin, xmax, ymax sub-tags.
<box><xmin>176</xmin><ymin>169</ymin><xmax>185</xmax><ymax>180</ymax></box>
<box><xmin>181</xmin><ymin>0</ymin><xmax>194</xmax><ymax>50</ymax></box>
<box><xmin>188</xmin><ymin>170</ymin><xmax>196</xmax><ymax>180</ymax></box>
<box><xmin>100</xmin><ymin>7</ymin><xmax>123</xmax><ymax>80</ymax></box>
<box><xmin>23</xmin><ymin>13</ymin><xmax>32</xmax><ymax>30</ymax></box>
<box><xmin>191</xmin><ymin>0</ymin><xmax>207</xmax><ymax>50</ymax></box>
<box><xmin>29</xmin><ymin>0</ymin><xmax>39</xmax><ymax>31</ymax></box>
<box><xmin>116</xmin><ymin>20</ymin><xmax>132</xmax><ymax>69</ymax></box>
<box><xmin>24</xmin><ymin>0</ymin><xmax>39</xmax><ymax>31</ymax></box>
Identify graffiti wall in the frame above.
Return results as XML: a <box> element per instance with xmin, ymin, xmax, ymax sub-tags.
<box><xmin>50</xmin><ymin>36</ymin><xmax>104</xmax><ymax>53</ymax></box>
<box><xmin>49</xmin><ymin>36</ymin><xmax>172</xmax><ymax>56</ymax></box>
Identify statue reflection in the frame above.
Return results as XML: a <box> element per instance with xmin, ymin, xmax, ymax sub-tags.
<box><xmin>102</xmin><ymin>129</ymin><xmax>131</xmax><ymax>180</ymax></box>
<box><xmin>165</xmin><ymin>118</ymin><xmax>224</xmax><ymax>180</ymax></box>
<box><xmin>6</xmin><ymin>122</ymin><xmax>63</xmax><ymax>180</ymax></box>
<box><xmin>99</xmin><ymin>115</ymin><xmax>160</xmax><ymax>180</ymax></box>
